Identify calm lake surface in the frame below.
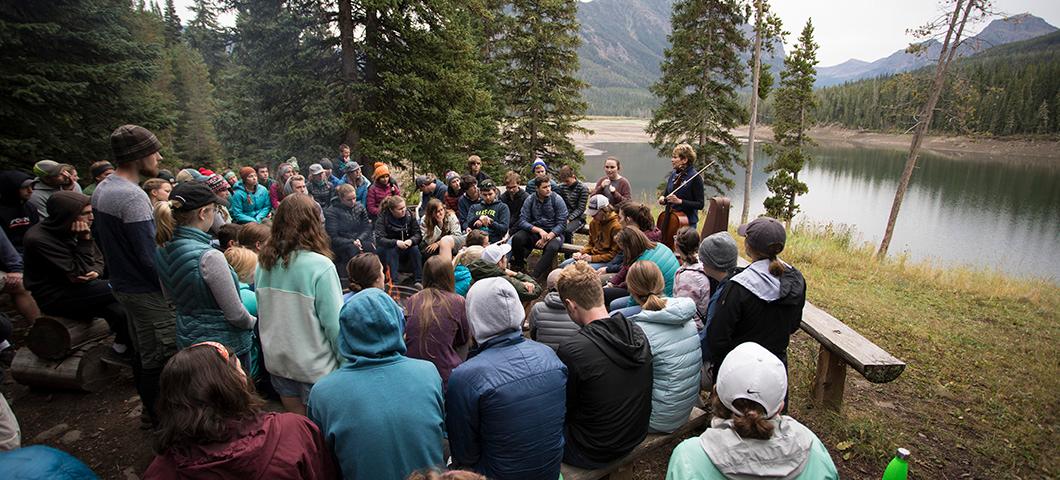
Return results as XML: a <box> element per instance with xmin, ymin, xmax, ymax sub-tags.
<box><xmin>580</xmin><ymin>142</ymin><xmax>1060</xmax><ymax>282</ymax></box>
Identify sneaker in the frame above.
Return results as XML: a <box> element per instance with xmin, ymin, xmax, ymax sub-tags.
<box><xmin>101</xmin><ymin>348</ymin><xmax>134</xmax><ymax>369</ymax></box>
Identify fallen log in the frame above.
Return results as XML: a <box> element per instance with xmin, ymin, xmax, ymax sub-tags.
<box><xmin>11</xmin><ymin>342</ymin><xmax>119</xmax><ymax>392</ymax></box>
<box><xmin>27</xmin><ymin>316</ymin><xmax>110</xmax><ymax>360</ymax></box>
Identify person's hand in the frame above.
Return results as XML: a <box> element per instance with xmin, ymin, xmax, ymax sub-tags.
<box><xmin>546</xmin><ymin>232</ymin><xmax>556</xmax><ymax>242</ymax></box>
<box><xmin>397</xmin><ymin>240</ymin><xmax>409</xmax><ymax>250</ymax></box>
<box><xmin>354</xmin><ymin>239</ymin><xmax>362</xmax><ymax>249</ymax></box>
<box><xmin>524</xmin><ymin>282</ymin><xmax>535</xmax><ymax>294</ymax></box>
<box><xmin>535</xmin><ymin>238</ymin><xmax>546</xmax><ymax>249</ymax></box>
<box><xmin>666</xmin><ymin>194</ymin><xmax>682</xmax><ymax>205</ymax></box>
<box><xmin>480</xmin><ymin>215</ymin><xmax>491</xmax><ymax>225</ymax></box>
<box><xmin>426</xmin><ymin>242</ymin><xmax>439</xmax><ymax>253</ymax></box>
<box><xmin>4</xmin><ymin>272</ymin><xmax>22</xmax><ymax>289</ymax></box>
<box><xmin>71</xmin><ymin>220</ymin><xmax>92</xmax><ymax>240</ymax></box>
<box><xmin>597</xmin><ymin>266</ymin><xmax>608</xmax><ymax>274</ymax></box>
<box><xmin>75</xmin><ymin>271</ymin><xmax>100</xmax><ymax>283</ymax></box>
<box><xmin>601</xmin><ymin>178</ymin><xmax>611</xmax><ymax>188</ymax></box>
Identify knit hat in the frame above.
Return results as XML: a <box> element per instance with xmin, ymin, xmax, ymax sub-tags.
<box><xmin>444</xmin><ymin>171</ymin><xmax>460</xmax><ymax>184</ymax></box>
<box><xmin>223</xmin><ymin>170</ymin><xmax>237</xmax><ymax>183</ymax></box>
<box><xmin>198</xmin><ymin>167</ymin><xmax>215</xmax><ymax>177</ymax></box>
<box><xmin>699</xmin><ymin>231</ymin><xmax>738</xmax><ymax>271</ymax></box>
<box><xmin>373</xmin><ymin>162</ymin><xmax>390</xmax><ymax>180</ymax></box>
<box><xmin>319</xmin><ymin>159</ymin><xmax>333</xmax><ymax>171</ymax></box>
<box><xmin>175</xmin><ymin>168</ymin><xmax>205</xmax><ymax>184</ymax></box>
<box><xmin>239</xmin><ymin>166</ymin><xmax>256</xmax><ymax>180</ymax></box>
<box><xmin>90</xmin><ymin>161</ymin><xmax>115</xmax><ymax>179</ymax></box>
<box><xmin>205</xmin><ymin>174</ymin><xmax>229</xmax><ymax>194</ymax></box>
<box><xmin>716</xmin><ymin>342</ymin><xmax>788</xmax><ymax>419</ymax></box>
<box><xmin>110</xmin><ymin>125</ymin><xmax>161</xmax><ymax>164</ymax></box>
<box><xmin>738</xmin><ymin>217</ymin><xmax>786</xmax><ymax>257</ymax></box>
<box><xmin>531</xmin><ymin>159</ymin><xmax>547</xmax><ymax>172</ymax></box>
<box><xmin>586</xmin><ymin>194</ymin><xmax>609</xmax><ymax>217</ymax></box>
<box><xmin>33</xmin><ymin>160</ymin><xmax>62</xmax><ymax>178</ymax></box>
<box><xmin>481</xmin><ymin>243</ymin><xmax>511</xmax><ymax>265</ymax></box>
<box><xmin>466</xmin><ymin>277</ymin><xmax>524</xmax><ymax>344</ymax></box>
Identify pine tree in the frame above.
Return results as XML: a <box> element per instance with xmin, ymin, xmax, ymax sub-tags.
<box><xmin>0</xmin><ymin>0</ymin><xmax>173</xmax><ymax>169</ymax></box>
<box><xmin>763</xmin><ymin>19</ymin><xmax>818</xmax><ymax>227</ymax></box>
<box><xmin>1035</xmin><ymin>99</ymin><xmax>1050</xmax><ymax>134</ymax></box>
<box><xmin>185</xmin><ymin>0</ymin><xmax>229</xmax><ymax>78</ymax></box>
<box><xmin>648</xmin><ymin>0</ymin><xmax>749</xmax><ymax>193</ymax></box>
<box><xmin>163</xmin><ymin>0</ymin><xmax>182</xmax><ymax>45</ymax></box>
<box><xmin>496</xmin><ymin>0</ymin><xmax>589</xmax><ymax>170</ymax></box>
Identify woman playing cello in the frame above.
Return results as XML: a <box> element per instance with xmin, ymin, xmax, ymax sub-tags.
<box><xmin>658</xmin><ymin>143</ymin><xmax>705</xmax><ymax>247</ymax></box>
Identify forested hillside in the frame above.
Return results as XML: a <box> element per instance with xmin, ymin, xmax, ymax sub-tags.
<box><xmin>814</xmin><ymin>31</ymin><xmax>1060</xmax><ymax>135</ymax></box>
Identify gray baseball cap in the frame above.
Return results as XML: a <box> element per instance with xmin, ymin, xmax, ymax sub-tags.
<box><xmin>737</xmin><ymin>217</ymin><xmax>786</xmax><ymax>256</ymax></box>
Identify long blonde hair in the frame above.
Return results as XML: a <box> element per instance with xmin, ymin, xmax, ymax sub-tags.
<box><xmin>224</xmin><ymin>246</ymin><xmax>258</xmax><ymax>284</ymax></box>
<box><xmin>627</xmin><ymin>260</ymin><xmax>667</xmax><ymax>311</ymax></box>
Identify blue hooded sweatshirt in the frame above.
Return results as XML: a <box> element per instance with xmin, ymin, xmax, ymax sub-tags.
<box><xmin>308</xmin><ymin>288</ymin><xmax>445</xmax><ymax>480</ymax></box>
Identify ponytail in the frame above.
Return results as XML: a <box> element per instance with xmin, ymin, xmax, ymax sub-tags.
<box><xmin>768</xmin><ymin>257</ymin><xmax>787</xmax><ymax>277</ymax></box>
<box><xmin>710</xmin><ymin>389</ymin><xmax>775</xmax><ymax>441</ymax></box>
<box><xmin>731</xmin><ymin>399</ymin><xmax>775</xmax><ymax>440</ymax></box>
<box><xmin>627</xmin><ymin>260</ymin><xmax>666</xmax><ymax>311</ymax></box>
<box><xmin>154</xmin><ymin>201</ymin><xmax>175</xmax><ymax>247</ymax></box>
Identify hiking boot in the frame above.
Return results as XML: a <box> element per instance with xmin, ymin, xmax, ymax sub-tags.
<box><xmin>101</xmin><ymin>348</ymin><xmax>134</xmax><ymax>369</ymax></box>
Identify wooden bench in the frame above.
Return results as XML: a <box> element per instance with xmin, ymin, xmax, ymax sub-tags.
<box><xmin>735</xmin><ymin>257</ymin><xmax>905</xmax><ymax>411</ymax></box>
<box><xmin>561</xmin><ymin>407</ymin><xmax>708</xmax><ymax>480</ymax></box>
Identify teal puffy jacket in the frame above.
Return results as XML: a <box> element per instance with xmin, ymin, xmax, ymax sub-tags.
<box><xmin>155</xmin><ymin>226</ymin><xmax>252</xmax><ymax>355</ymax></box>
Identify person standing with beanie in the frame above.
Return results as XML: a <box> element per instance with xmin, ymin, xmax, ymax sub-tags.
<box><xmin>92</xmin><ymin>124</ymin><xmax>175</xmax><ymax>428</ymax></box>
<box><xmin>153</xmin><ymin>182</ymin><xmax>256</xmax><ymax>366</ymax></box>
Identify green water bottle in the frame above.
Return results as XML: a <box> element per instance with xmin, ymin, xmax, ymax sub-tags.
<box><xmin>881</xmin><ymin>448</ymin><xmax>910</xmax><ymax>480</ymax></box>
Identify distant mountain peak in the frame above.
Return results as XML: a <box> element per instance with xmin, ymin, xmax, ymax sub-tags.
<box><xmin>817</xmin><ymin>13</ymin><xmax>1057</xmax><ymax>87</ymax></box>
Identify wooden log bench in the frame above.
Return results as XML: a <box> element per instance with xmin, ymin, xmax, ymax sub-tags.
<box><xmin>734</xmin><ymin>257</ymin><xmax>905</xmax><ymax>411</ymax></box>
<box><xmin>11</xmin><ymin>340</ymin><xmax>121</xmax><ymax>392</ymax></box>
<box><xmin>27</xmin><ymin>316</ymin><xmax>111</xmax><ymax>360</ymax></box>
<box><xmin>561</xmin><ymin>407</ymin><xmax>708</xmax><ymax>480</ymax></box>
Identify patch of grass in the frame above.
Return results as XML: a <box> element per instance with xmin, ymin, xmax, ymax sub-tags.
<box><xmin>774</xmin><ymin>223</ymin><xmax>1060</xmax><ymax>479</ymax></box>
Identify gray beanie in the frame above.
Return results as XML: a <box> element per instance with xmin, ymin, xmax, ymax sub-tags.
<box><xmin>466</xmin><ymin>277</ymin><xmax>524</xmax><ymax>344</ymax></box>
<box><xmin>699</xmin><ymin>231</ymin><xmax>738</xmax><ymax>271</ymax></box>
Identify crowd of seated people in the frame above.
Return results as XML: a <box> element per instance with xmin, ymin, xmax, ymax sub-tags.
<box><xmin>0</xmin><ymin>126</ymin><xmax>835</xmax><ymax>480</ymax></box>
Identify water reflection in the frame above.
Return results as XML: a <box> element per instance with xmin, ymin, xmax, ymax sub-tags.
<box><xmin>580</xmin><ymin>142</ymin><xmax>1060</xmax><ymax>281</ymax></box>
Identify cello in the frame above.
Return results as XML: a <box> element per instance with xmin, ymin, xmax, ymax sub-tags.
<box><xmin>657</xmin><ymin>160</ymin><xmax>716</xmax><ymax>250</ymax></box>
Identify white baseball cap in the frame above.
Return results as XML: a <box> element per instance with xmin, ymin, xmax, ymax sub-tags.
<box><xmin>716</xmin><ymin>342</ymin><xmax>788</xmax><ymax>419</ymax></box>
<box><xmin>586</xmin><ymin>194</ymin><xmax>609</xmax><ymax>216</ymax></box>
<box><xmin>482</xmin><ymin>243</ymin><xmax>512</xmax><ymax>265</ymax></box>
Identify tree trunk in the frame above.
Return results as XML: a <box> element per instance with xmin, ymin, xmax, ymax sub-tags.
<box><xmin>11</xmin><ymin>342</ymin><xmax>120</xmax><ymax>392</ymax></box>
<box><xmin>877</xmin><ymin>0</ymin><xmax>974</xmax><ymax>258</ymax></box>
<box><xmin>337</xmin><ymin>0</ymin><xmax>362</xmax><ymax>157</ymax></box>
<box><xmin>742</xmin><ymin>0</ymin><xmax>764</xmax><ymax>225</ymax></box>
<box><xmin>27</xmin><ymin>316</ymin><xmax>110</xmax><ymax>360</ymax></box>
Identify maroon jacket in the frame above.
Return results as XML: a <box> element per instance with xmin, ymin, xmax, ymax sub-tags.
<box><xmin>144</xmin><ymin>412</ymin><xmax>337</xmax><ymax>480</ymax></box>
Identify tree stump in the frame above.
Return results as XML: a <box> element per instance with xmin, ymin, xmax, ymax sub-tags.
<box><xmin>10</xmin><ymin>342</ymin><xmax>119</xmax><ymax>392</ymax></box>
<box><xmin>27</xmin><ymin>316</ymin><xmax>110</xmax><ymax>360</ymax></box>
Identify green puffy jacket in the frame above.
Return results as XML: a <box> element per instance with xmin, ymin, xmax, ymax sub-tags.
<box><xmin>467</xmin><ymin>259</ymin><xmax>541</xmax><ymax>302</ymax></box>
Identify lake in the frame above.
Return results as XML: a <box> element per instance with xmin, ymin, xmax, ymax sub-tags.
<box><xmin>580</xmin><ymin>142</ymin><xmax>1060</xmax><ymax>282</ymax></box>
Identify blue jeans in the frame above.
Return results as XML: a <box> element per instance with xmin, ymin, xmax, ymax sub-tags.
<box><xmin>379</xmin><ymin>244</ymin><xmax>423</xmax><ymax>283</ymax></box>
<box><xmin>609</xmin><ymin>295</ymin><xmax>634</xmax><ymax>311</ymax></box>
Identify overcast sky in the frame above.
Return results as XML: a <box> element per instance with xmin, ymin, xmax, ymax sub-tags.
<box><xmin>173</xmin><ymin>0</ymin><xmax>1060</xmax><ymax>67</ymax></box>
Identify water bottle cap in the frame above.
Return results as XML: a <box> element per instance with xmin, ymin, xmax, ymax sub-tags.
<box><xmin>896</xmin><ymin>448</ymin><xmax>911</xmax><ymax>460</ymax></box>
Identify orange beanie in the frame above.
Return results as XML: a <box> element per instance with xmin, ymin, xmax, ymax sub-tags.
<box><xmin>373</xmin><ymin>162</ymin><xmax>390</xmax><ymax>180</ymax></box>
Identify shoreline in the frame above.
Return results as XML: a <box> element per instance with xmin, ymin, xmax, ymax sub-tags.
<box><xmin>574</xmin><ymin>117</ymin><xmax>1060</xmax><ymax>162</ymax></box>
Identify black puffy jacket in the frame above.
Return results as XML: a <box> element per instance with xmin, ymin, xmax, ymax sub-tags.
<box><xmin>373</xmin><ymin>211</ymin><xmax>421</xmax><ymax>248</ymax></box>
<box><xmin>324</xmin><ymin>202</ymin><xmax>372</xmax><ymax>250</ymax></box>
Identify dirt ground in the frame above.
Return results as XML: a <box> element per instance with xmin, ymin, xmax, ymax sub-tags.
<box><xmin>575</xmin><ymin>116</ymin><xmax>1060</xmax><ymax>162</ymax></box>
